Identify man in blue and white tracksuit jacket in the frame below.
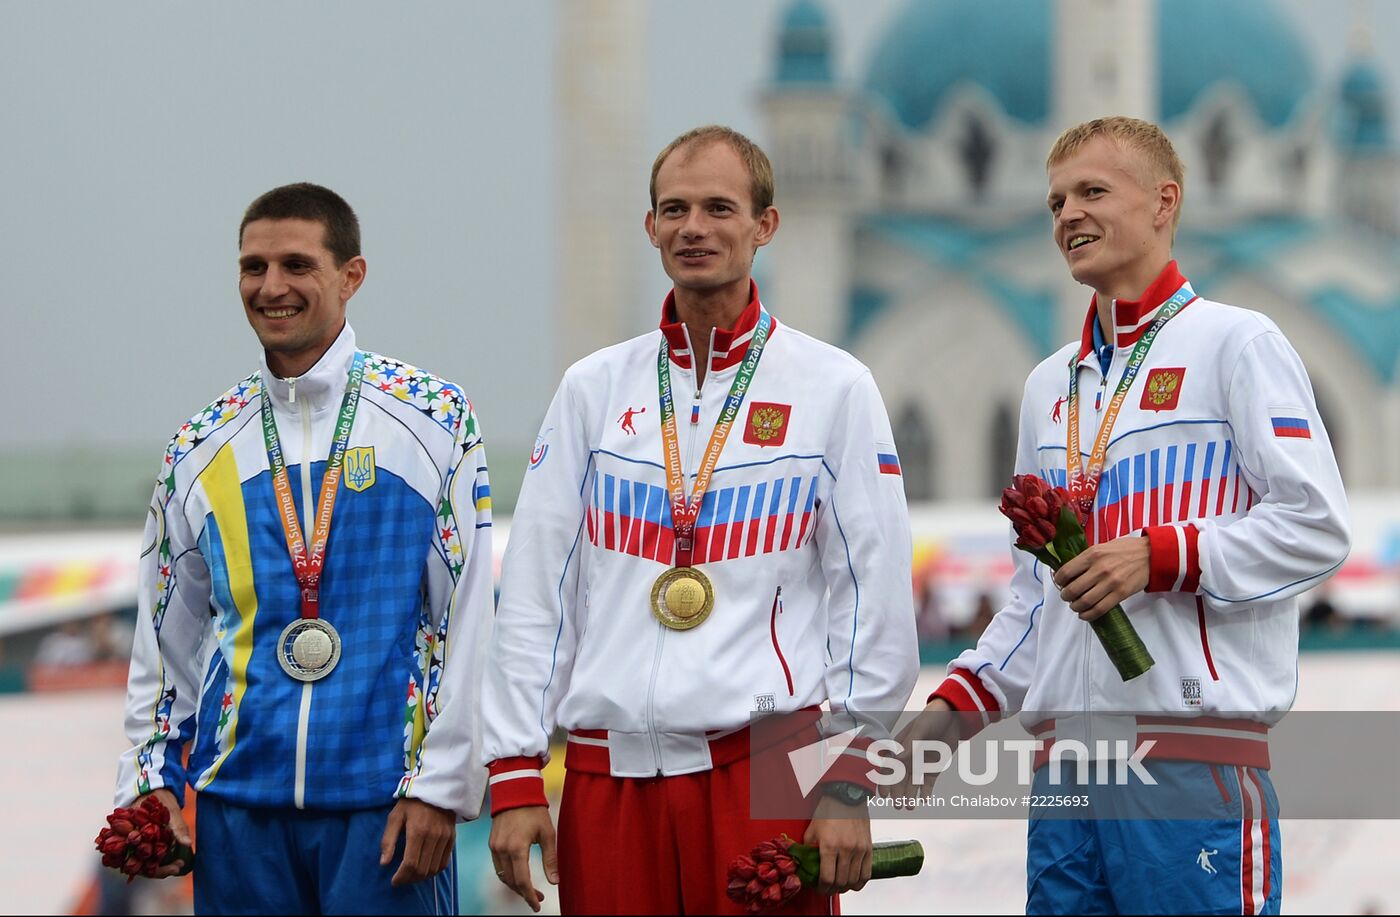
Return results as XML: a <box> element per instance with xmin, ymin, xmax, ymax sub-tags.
<box><xmin>917</xmin><ymin>119</ymin><xmax>1349</xmax><ymax>915</ymax></box>
<box><xmin>114</xmin><ymin>184</ymin><xmax>493</xmax><ymax>915</ymax></box>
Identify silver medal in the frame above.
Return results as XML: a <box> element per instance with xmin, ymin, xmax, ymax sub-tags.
<box><xmin>277</xmin><ymin>618</ymin><xmax>342</xmax><ymax>682</ymax></box>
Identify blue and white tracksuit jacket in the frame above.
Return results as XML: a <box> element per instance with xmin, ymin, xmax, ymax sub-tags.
<box><xmin>115</xmin><ymin>323</ymin><xmax>493</xmax><ymax>821</ymax></box>
<box><xmin>932</xmin><ymin>262</ymin><xmax>1350</xmax><ymax>915</ymax></box>
<box><xmin>481</xmin><ymin>285</ymin><xmax>920</xmax><ymax>812</ymax></box>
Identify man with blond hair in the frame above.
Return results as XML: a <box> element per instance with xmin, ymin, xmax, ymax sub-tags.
<box><xmin>895</xmin><ymin>117</ymin><xmax>1348</xmax><ymax>914</ymax></box>
<box><xmin>481</xmin><ymin>125</ymin><xmax>919</xmax><ymax>914</ymax></box>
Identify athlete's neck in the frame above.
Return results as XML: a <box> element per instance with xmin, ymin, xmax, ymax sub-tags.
<box><xmin>672</xmin><ymin>280</ymin><xmax>749</xmax><ymax>389</ymax></box>
<box><xmin>1093</xmin><ymin>257</ymin><xmax>1172</xmax><ymax>342</ymax></box>
<box><xmin>265</xmin><ymin>328</ymin><xmax>342</xmax><ymax>381</ymax></box>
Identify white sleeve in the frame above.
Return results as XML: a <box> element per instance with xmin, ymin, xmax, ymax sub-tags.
<box><xmin>1196</xmin><ymin>331</ymin><xmax>1350</xmax><ymax>608</ymax></box>
<box><xmin>115</xmin><ymin>460</ymin><xmax>211</xmax><ymax>808</ymax></box>
<box><xmin>815</xmin><ymin>371</ymin><xmax>920</xmax><ymax>737</ymax></box>
<box><xmin>399</xmin><ymin>402</ymin><xmax>495</xmax><ymax>820</ymax></box>
<box><xmin>937</xmin><ymin>374</ymin><xmax>1045</xmax><ymax>724</ymax></box>
<box><xmin>481</xmin><ymin>373</ymin><xmax>590</xmax><ymax>767</ymax></box>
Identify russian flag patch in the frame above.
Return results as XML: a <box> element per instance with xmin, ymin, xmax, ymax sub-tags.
<box><xmin>877</xmin><ymin>451</ymin><xmax>901</xmax><ymax>475</ymax></box>
<box><xmin>1272</xmin><ymin>416</ymin><xmax>1311</xmax><ymax>439</ymax></box>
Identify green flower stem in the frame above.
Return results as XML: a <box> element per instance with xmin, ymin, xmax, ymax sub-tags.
<box><xmin>1010</xmin><ymin>506</ymin><xmax>1155</xmax><ymax>682</ymax></box>
<box><xmin>788</xmin><ymin>840</ymin><xmax>925</xmax><ymax>887</ymax></box>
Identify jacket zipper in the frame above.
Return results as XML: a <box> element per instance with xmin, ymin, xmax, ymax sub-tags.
<box><xmin>643</xmin><ymin>328</ymin><xmax>707</xmax><ymax>774</ymax></box>
<box><xmin>1195</xmin><ymin>595</ymin><xmax>1220</xmax><ymax>681</ymax></box>
<box><xmin>292</xmin><ymin>377</ymin><xmax>315</xmax><ymax>808</ymax></box>
<box><xmin>769</xmin><ymin>587</ymin><xmax>794</xmax><ymax>696</ymax></box>
<box><xmin>1084</xmin><ymin>341</ymin><xmax>1118</xmax><ymax>715</ymax></box>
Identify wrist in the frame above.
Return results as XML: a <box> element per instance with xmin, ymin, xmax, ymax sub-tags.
<box><xmin>820</xmin><ymin>780</ymin><xmax>873</xmax><ymax>806</ymax></box>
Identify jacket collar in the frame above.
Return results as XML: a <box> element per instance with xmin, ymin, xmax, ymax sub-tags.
<box><xmin>659</xmin><ymin>281</ymin><xmax>773</xmax><ymax>372</ymax></box>
<box><xmin>1076</xmin><ymin>260</ymin><xmax>1195</xmax><ymax>363</ymax></box>
<box><xmin>259</xmin><ymin>321</ymin><xmax>357</xmax><ymax>412</ymax></box>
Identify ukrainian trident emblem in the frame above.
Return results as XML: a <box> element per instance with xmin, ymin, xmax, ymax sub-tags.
<box><xmin>345</xmin><ymin>446</ymin><xmax>377</xmax><ymax>492</ymax></box>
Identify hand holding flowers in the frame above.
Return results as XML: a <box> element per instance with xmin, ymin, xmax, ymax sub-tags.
<box><xmin>999</xmin><ymin>474</ymin><xmax>1154</xmax><ymax>681</ymax></box>
<box><xmin>94</xmin><ymin>794</ymin><xmax>194</xmax><ymax>882</ymax></box>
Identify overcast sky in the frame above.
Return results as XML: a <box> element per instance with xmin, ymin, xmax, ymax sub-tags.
<box><xmin>0</xmin><ymin>0</ymin><xmax>1388</xmax><ymax>467</ymax></box>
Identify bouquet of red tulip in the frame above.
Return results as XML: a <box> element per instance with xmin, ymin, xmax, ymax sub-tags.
<box><xmin>726</xmin><ymin>834</ymin><xmax>923</xmax><ymax>912</ymax></box>
<box><xmin>94</xmin><ymin>796</ymin><xmax>194</xmax><ymax>882</ymax></box>
<box><xmin>999</xmin><ymin>473</ymin><xmax>1154</xmax><ymax>681</ymax></box>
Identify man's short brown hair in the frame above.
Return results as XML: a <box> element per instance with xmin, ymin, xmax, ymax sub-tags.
<box><xmin>649</xmin><ymin>125</ymin><xmax>775</xmax><ymax>215</ymax></box>
<box><xmin>1047</xmin><ymin>117</ymin><xmax>1186</xmax><ymax>232</ymax></box>
<box><xmin>239</xmin><ymin>182</ymin><xmax>361</xmax><ymax>266</ymax></box>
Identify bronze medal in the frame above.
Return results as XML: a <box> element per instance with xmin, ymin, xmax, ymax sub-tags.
<box><xmin>650</xmin><ymin>566</ymin><xmax>714</xmax><ymax>630</ymax></box>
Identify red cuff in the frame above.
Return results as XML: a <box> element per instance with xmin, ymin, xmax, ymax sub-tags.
<box><xmin>820</xmin><ymin>736</ymin><xmax>878</xmax><ymax>792</ymax></box>
<box><xmin>487</xmin><ymin>756</ymin><xmax>547</xmax><ymax>815</ymax></box>
<box><xmin>928</xmin><ymin>667</ymin><xmax>1001</xmax><ymax>739</ymax></box>
<box><xmin>1143</xmin><ymin>523</ymin><xmax>1201</xmax><ymax>593</ymax></box>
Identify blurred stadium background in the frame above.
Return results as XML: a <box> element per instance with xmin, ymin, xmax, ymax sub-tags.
<box><xmin>4</xmin><ymin>1</ymin><xmax>1399</xmax><ymax>913</ymax></box>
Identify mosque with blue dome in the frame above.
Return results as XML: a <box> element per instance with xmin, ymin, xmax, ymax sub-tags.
<box><xmin>760</xmin><ymin>0</ymin><xmax>1400</xmax><ymax>500</ymax></box>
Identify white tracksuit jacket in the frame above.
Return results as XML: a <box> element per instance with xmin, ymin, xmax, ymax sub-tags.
<box><xmin>481</xmin><ymin>286</ymin><xmax>920</xmax><ymax>811</ymax></box>
<box><xmin>933</xmin><ymin>262</ymin><xmax>1350</xmax><ymax>768</ymax></box>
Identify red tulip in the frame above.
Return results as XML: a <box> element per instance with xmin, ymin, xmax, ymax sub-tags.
<box><xmin>731</xmin><ymin>854</ymin><xmax>757</xmax><ymax>880</ymax></box>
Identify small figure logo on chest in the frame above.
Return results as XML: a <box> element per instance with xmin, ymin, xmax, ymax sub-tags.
<box><xmin>618</xmin><ymin>406</ymin><xmax>646</xmax><ymax>435</ymax></box>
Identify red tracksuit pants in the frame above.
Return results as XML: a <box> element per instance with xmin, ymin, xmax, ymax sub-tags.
<box><xmin>557</xmin><ymin>753</ymin><xmax>837</xmax><ymax>915</ymax></box>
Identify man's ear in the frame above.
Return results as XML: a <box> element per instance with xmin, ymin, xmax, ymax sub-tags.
<box><xmin>754</xmin><ymin>206</ymin><xmax>780</xmax><ymax>248</ymax></box>
<box><xmin>1155</xmin><ymin>181</ymin><xmax>1182</xmax><ymax>232</ymax></box>
<box><xmin>341</xmin><ymin>255</ymin><xmax>367</xmax><ymax>304</ymax></box>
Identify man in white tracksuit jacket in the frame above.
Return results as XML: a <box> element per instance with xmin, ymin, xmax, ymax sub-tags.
<box><xmin>902</xmin><ymin>118</ymin><xmax>1349</xmax><ymax>915</ymax></box>
<box><xmin>481</xmin><ymin>126</ymin><xmax>919</xmax><ymax>914</ymax></box>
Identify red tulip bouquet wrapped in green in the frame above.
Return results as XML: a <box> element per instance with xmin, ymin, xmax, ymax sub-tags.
<box><xmin>94</xmin><ymin>796</ymin><xmax>194</xmax><ymax>882</ymax></box>
<box><xmin>999</xmin><ymin>473</ymin><xmax>1154</xmax><ymax>681</ymax></box>
<box><xmin>725</xmin><ymin>834</ymin><xmax>923</xmax><ymax>912</ymax></box>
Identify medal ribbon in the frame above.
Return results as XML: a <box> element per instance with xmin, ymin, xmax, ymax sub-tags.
<box><xmin>1066</xmin><ymin>284</ymin><xmax>1193</xmax><ymax>511</ymax></box>
<box><xmin>259</xmin><ymin>351</ymin><xmax>367</xmax><ymax>619</ymax></box>
<box><xmin>658</xmin><ymin>310</ymin><xmax>772</xmax><ymax>568</ymax></box>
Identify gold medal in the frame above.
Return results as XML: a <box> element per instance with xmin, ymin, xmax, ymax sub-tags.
<box><xmin>650</xmin><ymin>566</ymin><xmax>715</xmax><ymax>630</ymax></box>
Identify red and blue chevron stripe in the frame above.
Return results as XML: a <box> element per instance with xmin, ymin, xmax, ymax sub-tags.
<box><xmin>1040</xmin><ymin>439</ymin><xmax>1257</xmax><ymax>543</ymax></box>
<box><xmin>586</xmin><ymin>472</ymin><xmax>821</xmax><ymax>563</ymax></box>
